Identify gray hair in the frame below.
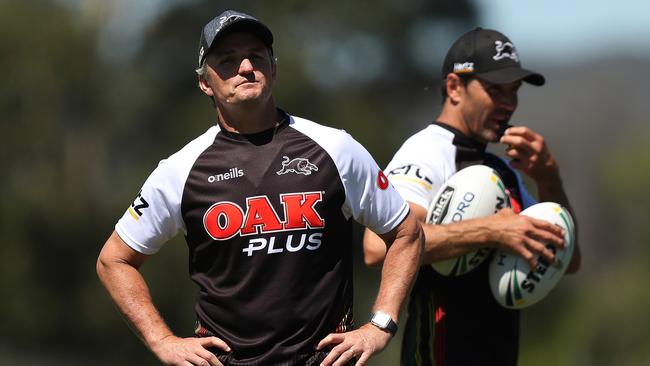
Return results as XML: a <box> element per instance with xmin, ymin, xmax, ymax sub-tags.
<box><xmin>195</xmin><ymin>62</ymin><xmax>208</xmax><ymax>77</ymax></box>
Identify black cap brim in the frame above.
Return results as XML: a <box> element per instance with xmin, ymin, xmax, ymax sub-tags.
<box><xmin>476</xmin><ymin>67</ymin><xmax>545</xmax><ymax>86</ymax></box>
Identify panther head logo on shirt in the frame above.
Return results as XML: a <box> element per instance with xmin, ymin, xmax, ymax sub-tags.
<box><xmin>276</xmin><ymin>156</ymin><xmax>319</xmax><ymax>176</ymax></box>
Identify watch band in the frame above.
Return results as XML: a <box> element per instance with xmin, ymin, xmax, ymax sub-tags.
<box><xmin>369</xmin><ymin>311</ymin><xmax>398</xmax><ymax>335</ymax></box>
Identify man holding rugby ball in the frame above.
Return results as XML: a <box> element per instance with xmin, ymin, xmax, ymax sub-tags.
<box><xmin>363</xmin><ymin>28</ymin><xmax>581</xmax><ymax>366</ymax></box>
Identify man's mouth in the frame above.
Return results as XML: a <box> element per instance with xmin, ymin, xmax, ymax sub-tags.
<box><xmin>236</xmin><ymin>77</ymin><xmax>257</xmax><ymax>87</ymax></box>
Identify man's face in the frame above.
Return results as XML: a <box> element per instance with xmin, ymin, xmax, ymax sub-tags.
<box><xmin>200</xmin><ymin>31</ymin><xmax>275</xmax><ymax>107</ymax></box>
<box><xmin>460</xmin><ymin>78</ymin><xmax>521</xmax><ymax>143</ymax></box>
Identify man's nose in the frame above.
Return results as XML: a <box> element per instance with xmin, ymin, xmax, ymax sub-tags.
<box><xmin>238</xmin><ymin>58</ymin><xmax>254</xmax><ymax>74</ymax></box>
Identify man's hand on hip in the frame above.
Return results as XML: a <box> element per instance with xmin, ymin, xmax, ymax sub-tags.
<box><xmin>317</xmin><ymin>323</ymin><xmax>392</xmax><ymax>366</ymax></box>
<box><xmin>151</xmin><ymin>335</ymin><xmax>230</xmax><ymax>366</ymax></box>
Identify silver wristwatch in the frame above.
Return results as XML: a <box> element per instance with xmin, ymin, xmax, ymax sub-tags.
<box><xmin>369</xmin><ymin>311</ymin><xmax>398</xmax><ymax>335</ymax></box>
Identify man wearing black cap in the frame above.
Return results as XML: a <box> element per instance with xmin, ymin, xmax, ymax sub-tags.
<box><xmin>97</xmin><ymin>10</ymin><xmax>423</xmax><ymax>366</ymax></box>
<box><xmin>363</xmin><ymin>28</ymin><xmax>581</xmax><ymax>365</ymax></box>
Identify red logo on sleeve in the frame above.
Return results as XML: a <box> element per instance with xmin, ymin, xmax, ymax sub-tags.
<box><xmin>377</xmin><ymin>171</ymin><xmax>389</xmax><ymax>190</ymax></box>
<box><xmin>506</xmin><ymin>188</ymin><xmax>522</xmax><ymax>214</ymax></box>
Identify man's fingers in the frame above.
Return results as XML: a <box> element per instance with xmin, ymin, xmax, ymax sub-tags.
<box><xmin>502</xmin><ymin>127</ymin><xmax>546</xmax><ymax>157</ymax></box>
<box><xmin>504</xmin><ymin>148</ymin><xmax>524</xmax><ymax>162</ymax></box>
<box><xmin>199</xmin><ymin>336</ymin><xmax>231</xmax><ymax>352</ymax></box>
<box><xmin>320</xmin><ymin>343</ymin><xmax>349</xmax><ymax>366</ymax></box>
<box><xmin>503</xmin><ymin>126</ymin><xmax>539</xmax><ymax>141</ymax></box>
<box><xmin>502</xmin><ymin>137</ymin><xmax>537</xmax><ymax>157</ymax></box>
<box><xmin>517</xmin><ymin>244</ymin><xmax>538</xmax><ymax>270</ymax></box>
<box><xmin>195</xmin><ymin>348</ymin><xmax>222</xmax><ymax>366</ymax></box>
<box><xmin>523</xmin><ymin>237</ymin><xmax>555</xmax><ymax>265</ymax></box>
<box><xmin>186</xmin><ymin>353</ymin><xmax>210</xmax><ymax>366</ymax></box>
<box><xmin>534</xmin><ymin>227</ymin><xmax>565</xmax><ymax>249</ymax></box>
<box><xmin>355</xmin><ymin>351</ymin><xmax>370</xmax><ymax>366</ymax></box>
<box><xmin>501</xmin><ymin>133</ymin><xmax>529</xmax><ymax>146</ymax></box>
<box><xmin>317</xmin><ymin>333</ymin><xmax>344</xmax><ymax>350</ymax></box>
<box><xmin>530</xmin><ymin>219</ymin><xmax>565</xmax><ymax>246</ymax></box>
<box><xmin>195</xmin><ymin>337</ymin><xmax>226</xmax><ymax>366</ymax></box>
<box><xmin>332</xmin><ymin>348</ymin><xmax>357</xmax><ymax>366</ymax></box>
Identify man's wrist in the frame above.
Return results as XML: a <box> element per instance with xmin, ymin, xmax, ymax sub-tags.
<box><xmin>368</xmin><ymin>311</ymin><xmax>398</xmax><ymax>335</ymax></box>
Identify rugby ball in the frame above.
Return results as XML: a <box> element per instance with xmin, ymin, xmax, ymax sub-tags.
<box><xmin>426</xmin><ymin>165</ymin><xmax>510</xmax><ymax>276</ymax></box>
<box><xmin>489</xmin><ymin>202</ymin><xmax>576</xmax><ymax>309</ymax></box>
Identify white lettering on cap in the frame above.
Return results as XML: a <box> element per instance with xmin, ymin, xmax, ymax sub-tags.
<box><xmin>453</xmin><ymin>62</ymin><xmax>474</xmax><ymax>73</ymax></box>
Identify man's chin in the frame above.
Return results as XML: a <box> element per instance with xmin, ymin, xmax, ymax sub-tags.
<box><xmin>472</xmin><ymin>129</ymin><xmax>496</xmax><ymax>143</ymax></box>
<box><xmin>228</xmin><ymin>92</ymin><xmax>265</xmax><ymax>105</ymax></box>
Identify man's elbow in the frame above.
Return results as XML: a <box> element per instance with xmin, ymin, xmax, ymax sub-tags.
<box><xmin>362</xmin><ymin>229</ymin><xmax>388</xmax><ymax>268</ymax></box>
<box><xmin>96</xmin><ymin>253</ymin><xmax>111</xmax><ymax>284</ymax></box>
<box><xmin>363</xmin><ymin>247</ymin><xmax>385</xmax><ymax>268</ymax></box>
<box><xmin>398</xmin><ymin>213</ymin><xmax>425</xmax><ymax>256</ymax></box>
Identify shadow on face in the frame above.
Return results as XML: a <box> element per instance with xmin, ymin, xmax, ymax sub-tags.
<box><xmin>206</xmin><ymin>32</ymin><xmax>275</xmax><ymax>81</ymax></box>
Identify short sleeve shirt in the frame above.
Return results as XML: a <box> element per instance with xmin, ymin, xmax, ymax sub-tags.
<box><xmin>115</xmin><ymin>112</ymin><xmax>409</xmax><ymax>365</ymax></box>
<box><xmin>385</xmin><ymin>123</ymin><xmax>535</xmax><ymax>366</ymax></box>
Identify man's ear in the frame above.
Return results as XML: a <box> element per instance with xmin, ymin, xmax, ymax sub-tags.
<box><xmin>198</xmin><ymin>75</ymin><xmax>214</xmax><ymax>97</ymax></box>
<box><xmin>446</xmin><ymin>73</ymin><xmax>464</xmax><ymax>104</ymax></box>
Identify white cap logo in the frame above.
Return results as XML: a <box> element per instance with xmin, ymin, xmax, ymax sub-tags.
<box><xmin>493</xmin><ymin>40</ymin><xmax>519</xmax><ymax>62</ymax></box>
<box><xmin>453</xmin><ymin>62</ymin><xmax>474</xmax><ymax>73</ymax></box>
<box><xmin>219</xmin><ymin>14</ymin><xmax>245</xmax><ymax>29</ymax></box>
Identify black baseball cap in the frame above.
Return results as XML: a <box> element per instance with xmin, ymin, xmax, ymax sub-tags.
<box><xmin>197</xmin><ymin>10</ymin><xmax>274</xmax><ymax>68</ymax></box>
<box><xmin>442</xmin><ymin>27</ymin><xmax>545</xmax><ymax>86</ymax></box>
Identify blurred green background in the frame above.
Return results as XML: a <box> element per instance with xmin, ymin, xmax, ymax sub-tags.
<box><xmin>2</xmin><ymin>0</ymin><xmax>650</xmax><ymax>365</ymax></box>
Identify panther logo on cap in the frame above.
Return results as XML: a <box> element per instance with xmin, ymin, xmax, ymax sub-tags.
<box><xmin>493</xmin><ymin>40</ymin><xmax>519</xmax><ymax>62</ymax></box>
<box><xmin>219</xmin><ymin>14</ymin><xmax>245</xmax><ymax>29</ymax></box>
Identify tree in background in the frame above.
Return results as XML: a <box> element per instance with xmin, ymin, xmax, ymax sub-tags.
<box><xmin>1</xmin><ymin>0</ymin><xmax>476</xmax><ymax>364</ymax></box>
<box><xmin>4</xmin><ymin>1</ymin><xmax>650</xmax><ymax>365</ymax></box>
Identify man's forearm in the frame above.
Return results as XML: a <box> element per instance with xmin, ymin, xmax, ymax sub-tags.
<box><xmin>419</xmin><ymin>219</ymin><xmax>494</xmax><ymax>264</ymax></box>
<box><xmin>373</xmin><ymin>213</ymin><xmax>423</xmax><ymax>321</ymax></box>
<box><xmin>536</xmin><ymin>173</ymin><xmax>571</xmax><ymax>209</ymax></box>
<box><xmin>535</xmin><ymin>174</ymin><xmax>581</xmax><ymax>273</ymax></box>
<box><xmin>97</xmin><ymin>253</ymin><xmax>173</xmax><ymax>350</ymax></box>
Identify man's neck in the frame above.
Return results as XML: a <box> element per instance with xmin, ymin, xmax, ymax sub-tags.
<box><xmin>217</xmin><ymin>101</ymin><xmax>279</xmax><ymax>134</ymax></box>
<box><xmin>435</xmin><ymin>100</ymin><xmax>470</xmax><ymax>137</ymax></box>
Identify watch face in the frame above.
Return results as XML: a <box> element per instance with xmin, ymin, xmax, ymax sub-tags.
<box><xmin>373</xmin><ymin>312</ymin><xmax>391</xmax><ymax>327</ymax></box>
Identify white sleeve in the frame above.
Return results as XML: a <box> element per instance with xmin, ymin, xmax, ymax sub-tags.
<box><xmin>114</xmin><ymin>126</ymin><xmax>217</xmax><ymax>254</ymax></box>
<box><xmin>115</xmin><ymin>159</ymin><xmax>185</xmax><ymax>255</ymax></box>
<box><xmin>384</xmin><ymin>142</ymin><xmax>453</xmax><ymax>211</ymax></box>
<box><xmin>289</xmin><ymin>116</ymin><xmax>409</xmax><ymax>235</ymax></box>
<box><xmin>336</xmin><ymin>133</ymin><xmax>410</xmax><ymax>235</ymax></box>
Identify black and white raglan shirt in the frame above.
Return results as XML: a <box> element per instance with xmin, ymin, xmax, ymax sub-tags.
<box><xmin>384</xmin><ymin>122</ymin><xmax>536</xmax><ymax>366</ymax></box>
<box><xmin>115</xmin><ymin>111</ymin><xmax>409</xmax><ymax>366</ymax></box>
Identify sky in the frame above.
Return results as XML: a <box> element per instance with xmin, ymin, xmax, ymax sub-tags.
<box><xmin>473</xmin><ymin>0</ymin><xmax>650</xmax><ymax>64</ymax></box>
